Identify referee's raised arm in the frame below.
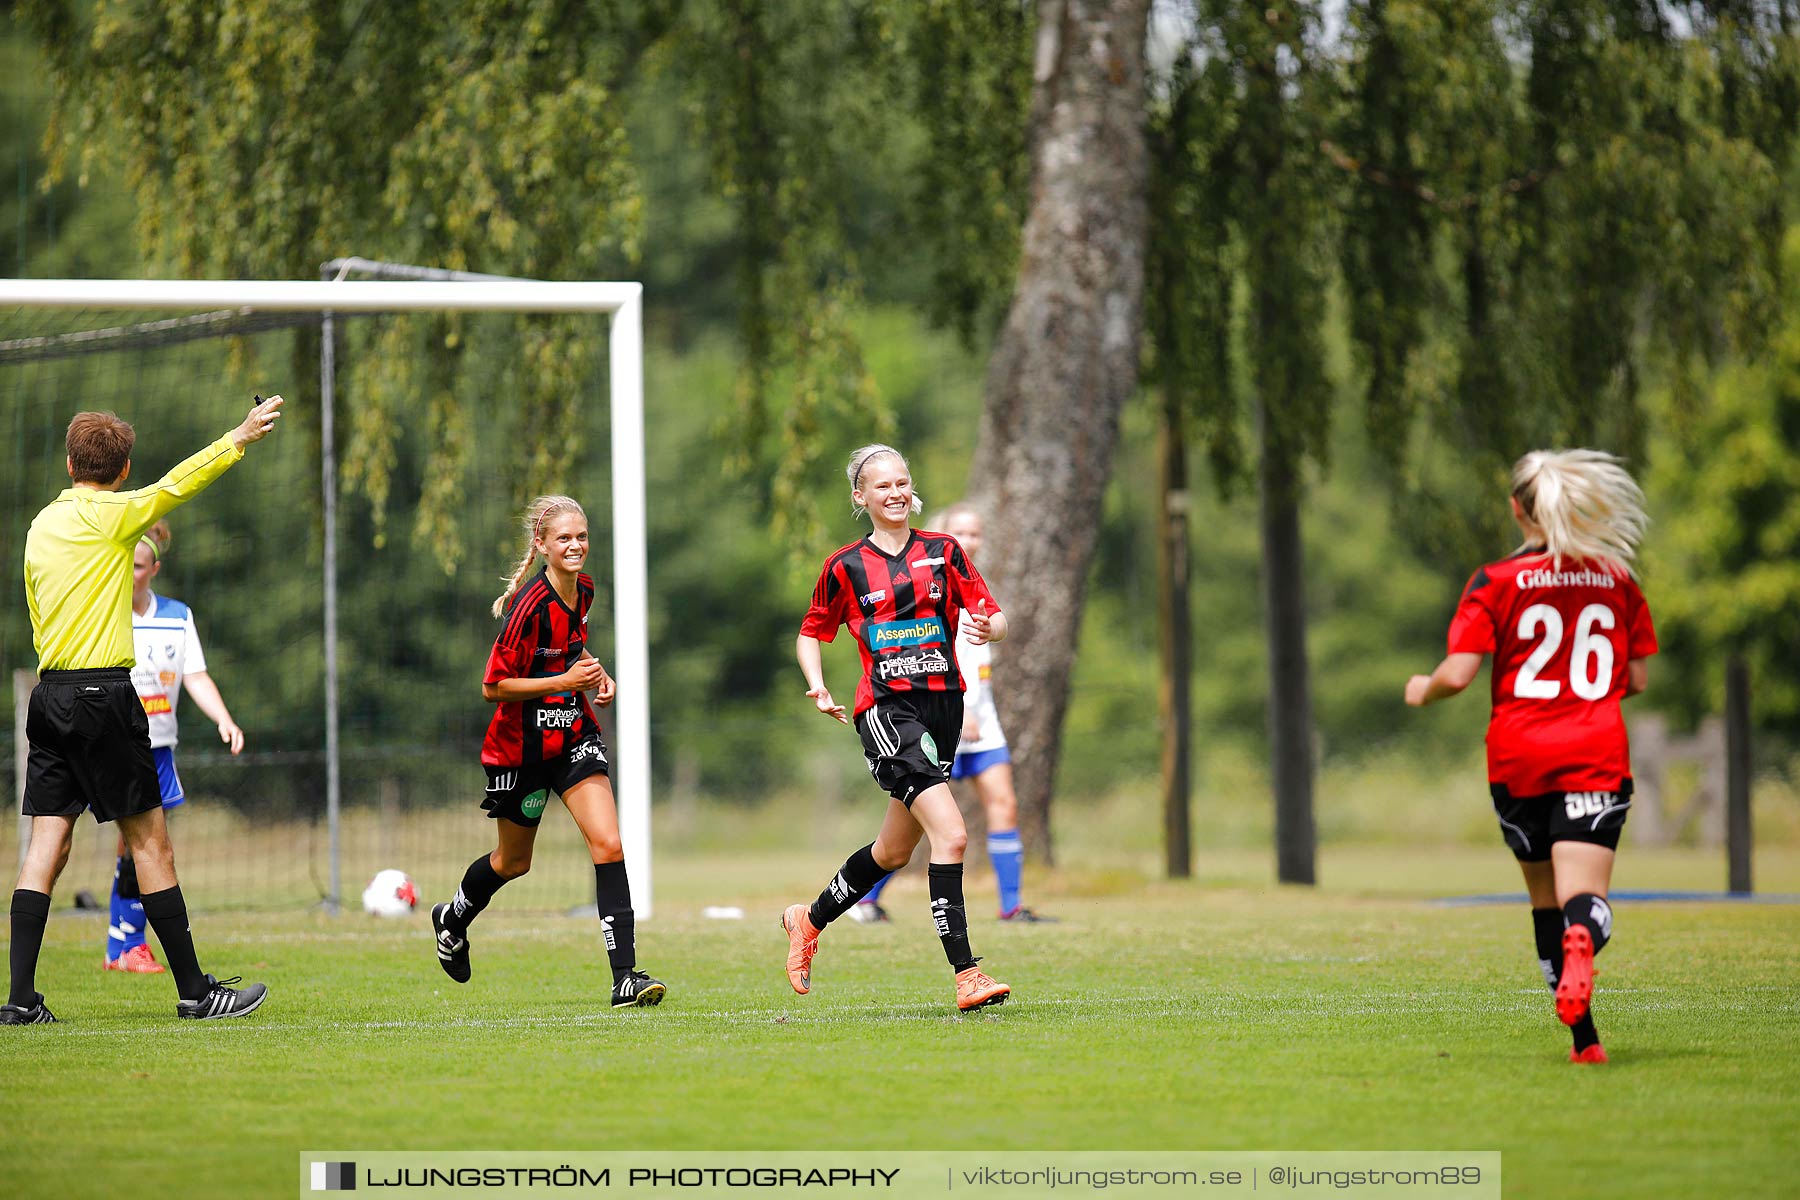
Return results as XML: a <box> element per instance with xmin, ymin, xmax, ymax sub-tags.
<box><xmin>104</xmin><ymin>393</ymin><xmax>286</xmax><ymax>544</ymax></box>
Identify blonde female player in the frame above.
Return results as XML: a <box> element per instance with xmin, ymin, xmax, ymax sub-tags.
<box><xmin>104</xmin><ymin>520</ymin><xmax>247</xmax><ymax>973</ymax></box>
<box><xmin>1405</xmin><ymin>450</ymin><xmax>1656</xmax><ymax>1064</ymax></box>
<box><xmin>784</xmin><ymin>444</ymin><xmax>1012</xmax><ymax>1011</ymax></box>
<box><xmin>852</xmin><ymin>502</ymin><xmax>1051</xmax><ymax>924</ymax></box>
<box><xmin>429</xmin><ymin>495</ymin><xmax>666</xmax><ymax>1009</ymax></box>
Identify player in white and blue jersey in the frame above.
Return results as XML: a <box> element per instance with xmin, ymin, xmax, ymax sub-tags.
<box><xmin>105</xmin><ymin>522</ymin><xmax>245</xmax><ymax>973</ymax></box>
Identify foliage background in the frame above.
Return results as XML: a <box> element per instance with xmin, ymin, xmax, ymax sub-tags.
<box><xmin>2</xmin><ymin>9</ymin><xmax>1795</xmax><ymax>883</ymax></box>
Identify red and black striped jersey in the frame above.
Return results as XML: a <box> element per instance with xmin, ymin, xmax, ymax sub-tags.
<box><xmin>1447</xmin><ymin>550</ymin><xmax>1658</xmax><ymax>795</ymax></box>
<box><xmin>801</xmin><ymin>530</ymin><xmax>1000</xmax><ymax>717</ymax></box>
<box><xmin>481</xmin><ymin>569</ymin><xmax>600</xmax><ymax>767</ymax></box>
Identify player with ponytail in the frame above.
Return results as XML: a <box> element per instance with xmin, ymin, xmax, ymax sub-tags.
<box><xmin>852</xmin><ymin>501</ymin><xmax>1051</xmax><ymax>924</ymax></box>
<box><xmin>430</xmin><ymin>495</ymin><xmax>667</xmax><ymax>1009</ymax></box>
<box><xmin>783</xmin><ymin>445</ymin><xmax>1014</xmax><ymax>1012</ymax></box>
<box><xmin>1405</xmin><ymin>450</ymin><xmax>1656</xmax><ymax>1063</ymax></box>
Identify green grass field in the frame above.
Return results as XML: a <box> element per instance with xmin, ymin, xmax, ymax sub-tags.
<box><xmin>2</xmin><ymin>845</ymin><xmax>1796</xmax><ymax>1199</ymax></box>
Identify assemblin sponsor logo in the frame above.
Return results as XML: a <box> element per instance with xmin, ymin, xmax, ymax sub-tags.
<box><xmin>868</xmin><ymin>619</ymin><xmax>946</xmax><ymax>647</ymax></box>
<box><xmin>1516</xmin><ymin>567</ymin><xmax>1618</xmax><ymax>589</ymax></box>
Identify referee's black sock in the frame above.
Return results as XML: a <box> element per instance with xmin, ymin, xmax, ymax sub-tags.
<box><xmin>446</xmin><ymin>854</ymin><xmax>509</xmax><ymax>935</ymax></box>
<box><xmin>140</xmin><ymin>886</ymin><xmax>208</xmax><ymax>1000</ymax></box>
<box><xmin>928</xmin><ymin>863</ymin><xmax>977</xmax><ymax>973</ymax></box>
<box><xmin>807</xmin><ymin>843</ymin><xmax>886</xmax><ymax>929</ymax></box>
<box><xmin>9</xmin><ymin>889</ymin><xmax>51</xmax><ymax>1007</ymax></box>
<box><xmin>594</xmin><ymin>861</ymin><xmax>636</xmax><ymax>982</ymax></box>
<box><xmin>1533</xmin><ymin>907</ymin><xmax>1600</xmax><ymax>1051</ymax></box>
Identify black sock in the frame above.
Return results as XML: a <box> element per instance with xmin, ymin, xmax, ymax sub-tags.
<box><xmin>928</xmin><ymin>863</ymin><xmax>976</xmax><ymax>973</ymax></box>
<box><xmin>808</xmin><ymin>843</ymin><xmax>887</xmax><ymax>929</ymax></box>
<box><xmin>594</xmin><ymin>861</ymin><xmax>636</xmax><ymax>981</ymax></box>
<box><xmin>9</xmin><ymin>890</ymin><xmax>51</xmax><ymax>1007</ymax></box>
<box><xmin>140</xmin><ymin>886</ymin><xmax>208</xmax><ymax>1000</ymax></box>
<box><xmin>116</xmin><ymin>854</ymin><xmax>140</xmax><ymax>899</ymax></box>
<box><xmin>1563</xmin><ymin>893</ymin><xmax>1613</xmax><ymax>955</ymax></box>
<box><xmin>1534</xmin><ymin>907</ymin><xmax>1600</xmax><ymax>1050</ymax></box>
<box><xmin>446</xmin><ymin>854</ymin><xmax>509</xmax><ymax>935</ymax></box>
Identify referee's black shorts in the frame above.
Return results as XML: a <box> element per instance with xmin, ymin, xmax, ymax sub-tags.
<box><xmin>24</xmin><ymin>668</ymin><xmax>162</xmax><ymax>825</ymax></box>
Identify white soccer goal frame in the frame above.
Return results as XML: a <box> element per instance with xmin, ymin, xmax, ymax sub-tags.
<box><xmin>0</xmin><ymin>277</ymin><xmax>655</xmax><ymax>917</ymax></box>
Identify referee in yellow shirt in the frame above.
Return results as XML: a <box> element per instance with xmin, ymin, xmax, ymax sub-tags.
<box><xmin>4</xmin><ymin>396</ymin><xmax>283</xmax><ymax>1025</ymax></box>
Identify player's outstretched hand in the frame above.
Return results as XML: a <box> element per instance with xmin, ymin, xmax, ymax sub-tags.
<box><xmin>232</xmin><ymin>394</ymin><xmax>284</xmax><ymax>450</ymax></box>
<box><xmin>218</xmin><ymin>719</ymin><xmax>245</xmax><ymax>755</ymax></box>
<box><xmin>808</xmin><ymin>686</ymin><xmax>848</xmax><ymax>724</ymax></box>
<box><xmin>1404</xmin><ymin>674</ymin><xmax>1433</xmax><ymax>707</ymax></box>
<box><xmin>566</xmin><ymin>657</ymin><xmax>607</xmax><ymax>695</ymax></box>
<box><xmin>592</xmin><ymin>663</ymin><xmax>616</xmax><ymax>707</ymax></box>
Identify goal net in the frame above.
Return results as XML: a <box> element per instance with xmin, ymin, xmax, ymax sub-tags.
<box><xmin>0</xmin><ymin>273</ymin><xmax>651</xmax><ymax>916</ymax></box>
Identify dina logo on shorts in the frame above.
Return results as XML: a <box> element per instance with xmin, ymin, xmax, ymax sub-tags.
<box><xmin>519</xmin><ymin>790</ymin><xmax>549</xmax><ymax>819</ymax></box>
<box><xmin>920</xmin><ymin>732</ymin><xmax>940</xmax><ymax>766</ymax></box>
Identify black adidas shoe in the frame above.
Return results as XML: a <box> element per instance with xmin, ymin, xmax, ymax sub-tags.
<box><xmin>611</xmin><ymin>970</ymin><xmax>667</xmax><ymax>1008</ymax></box>
<box><xmin>432</xmin><ymin>903</ymin><xmax>471</xmax><ymax>983</ymax></box>
<box><xmin>176</xmin><ymin>975</ymin><xmax>268</xmax><ymax>1020</ymax></box>
<box><xmin>0</xmin><ymin>993</ymin><xmax>57</xmax><ymax>1025</ymax></box>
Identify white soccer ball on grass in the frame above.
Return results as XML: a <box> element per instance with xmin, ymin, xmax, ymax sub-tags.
<box><xmin>361</xmin><ymin>868</ymin><xmax>419</xmax><ymax>917</ymax></box>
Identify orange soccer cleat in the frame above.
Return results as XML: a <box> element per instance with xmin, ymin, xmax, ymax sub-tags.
<box><xmin>104</xmin><ymin>944</ymin><xmax>165</xmax><ymax>974</ymax></box>
<box><xmin>1569</xmin><ymin>1043</ymin><xmax>1609</xmax><ymax>1065</ymax></box>
<box><xmin>954</xmin><ymin>965</ymin><xmax>1010</xmax><ymax>1011</ymax></box>
<box><xmin>781</xmin><ymin>904</ymin><xmax>821</xmax><ymax>995</ymax></box>
<box><xmin>1556</xmin><ymin>925</ymin><xmax>1595</xmax><ymax>1026</ymax></box>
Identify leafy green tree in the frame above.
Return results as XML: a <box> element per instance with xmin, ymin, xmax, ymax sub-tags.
<box><xmin>1647</xmin><ymin>227</ymin><xmax>1800</xmax><ymax>737</ymax></box>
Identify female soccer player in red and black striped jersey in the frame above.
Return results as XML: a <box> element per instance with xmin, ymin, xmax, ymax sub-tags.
<box><xmin>852</xmin><ymin>502</ymin><xmax>1050</xmax><ymax>924</ymax></box>
<box><xmin>429</xmin><ymin>495</ymin><xmax>666</xmax><ymax>1009</ymax></box>
<box><xmin>1405</xmin><ymin>450</ymin><xmax>1656</xmax><ymax>1064</ymax></box>
<box><xmin>783</xmin><ymin>445</ymin><xmax>1012</xmax><ymax>1012</ymax></box>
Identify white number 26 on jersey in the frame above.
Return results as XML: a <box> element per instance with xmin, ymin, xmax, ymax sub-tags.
<box><xmin>1514</xmin><ymin>603</ymin><xmax>1616</xmax><ymax>701</ymax></box>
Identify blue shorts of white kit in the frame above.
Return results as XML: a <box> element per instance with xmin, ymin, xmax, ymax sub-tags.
<box><xmin>153</xmin><ymin>746</ymin><xmax>186</xmax><ymax>808</ymax></box>
<box><xmin>950</xmin><ymin>744</ymin><xmax>1011</xmax><ymax>781</ymax></box>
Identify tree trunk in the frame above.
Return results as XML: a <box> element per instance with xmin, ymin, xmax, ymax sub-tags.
<box><xmin>1158</xmin><ymin>389</ymin><xmax>1194</xmax><ymax>878</ymax></box>
<box><xmin>1259</xmin><ymin>426</ymin><xmax>1317</xmax><ymax>885</ymax></box>
<box><xmin>968</xmin><ymin>0</ymin><xmax>1152</xmax><ymax>864</ymax></box>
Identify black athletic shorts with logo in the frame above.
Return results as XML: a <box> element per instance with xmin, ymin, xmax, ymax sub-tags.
<box><xmin>1490</xmin><ymin>779</ymin><xmax>1634</xmax><ymax>862</ymax></box>
<box><xmin>24</xmin><ymin>668</ymin><xmax>162</xmax><ymax>825</ymax></box>
<box><xmin>482</xmin><ymin>731</ymin><xmax>611</xmax><ymax>827</ymax></box>
<box><xmin>855</xmin><ymin>691</ymin><xmax>963</xmax><ymax>808</ymax></box>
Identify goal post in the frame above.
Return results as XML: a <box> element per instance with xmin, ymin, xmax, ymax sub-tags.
<box><xmin>0</xmin><ymin>276</ymin><xmax>654</xmax><ymax>917</ymax></box>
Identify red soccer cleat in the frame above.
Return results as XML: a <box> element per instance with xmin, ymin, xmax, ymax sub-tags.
<box><xmin>954</xmin><ymin>965</ymin><xmax>1010</xmax><ymax>1011</ymax></box>
<box><xmin>1569</xmin><ymin>1043</ymin><xmax>1609</xmax><ymax>1064</ymax></box>
<box><xmin>103</xmin><ymin>944</ymin><xmax>166</xmax><ymax>974</ymax></box>
<box><xmin>1556</xmin><ymin>925</ymin><xmax>1594</xmax><ymax>1026</ymax></box>
<box><xmin>781</xmin><ymin>903</ymin><xmax>820</xmax><ymax>995</ymax></box>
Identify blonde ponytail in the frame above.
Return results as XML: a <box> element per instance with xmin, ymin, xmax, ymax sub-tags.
<box><xmin>491</xmin><ymin>495</ymin><xmax>585</xmax><ymax>617</ymax></box>
<box><xmin>1511</xmin><ymin>450</ymin><xmax>1647</xmax><ymax>576</ymax></box>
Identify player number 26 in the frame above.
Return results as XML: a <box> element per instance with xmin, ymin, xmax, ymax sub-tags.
<box><xmin>1514</xmin><ymin>603</ymin><xmax>1616</xmax><ymax>702</ymax></box>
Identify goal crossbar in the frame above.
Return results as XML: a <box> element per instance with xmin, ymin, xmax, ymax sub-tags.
<box><xmin>0</xmin><ymin>277</ymin><xmax>654</xmax><ymax>916</ymax></box>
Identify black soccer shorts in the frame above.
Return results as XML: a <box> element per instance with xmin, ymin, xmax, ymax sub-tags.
<box><xmin>23</xmin><ymin>668</ymin><xmax>163</xmax><ymax>825</ymax></box>
<box><xmin>855</xmin><ymin>691</ymin><xmax>963</xmax><ymax>807</ymax></box>
<box><xmin>481</xmin><ymin>732</ymin><xmax>611</xmax><ymax>827</ymax></box>
<box><xmin>1490</xmin><ymin>780</ymin><xmax>1634</xmax><ymax>862</ymax></box>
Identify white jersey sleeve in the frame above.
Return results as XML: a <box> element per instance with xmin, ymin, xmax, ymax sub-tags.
<box><xmin>956</xmin><ymin>617</ymin><xmax>1007</xmax><ymax>755</ymax></box>
<box><xmin>182</xmin><ymin>608</ymin><xmax>208</xmax><ymax>674</ymax></box>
